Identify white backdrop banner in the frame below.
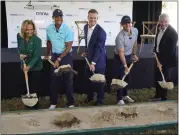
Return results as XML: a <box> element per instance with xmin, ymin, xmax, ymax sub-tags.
<box><xmin>5</xmin><ymin>1</ymin><xmax>133</xmax><ymax>48</ymax></box>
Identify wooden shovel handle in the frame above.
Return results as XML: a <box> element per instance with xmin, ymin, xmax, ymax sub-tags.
<box><xmin>154</xmin><ymin>53</ymin><xmax>160</xmax><ymax>65</ymax></box>
<box><xmin>154</xmin><ymin>53</ymin><xmax>162</xmax><ymax>71</ymax></box>
<box><xmin>23</xmin><ymin>63</ymin><xmax>28</xmax><ymax>81</ymax></box>
<box><xmin>128</xmin><ymin>62</ymin><xmax>134</xmax><ymax>71</ymax></box>
<box><xmin>48</xmin><ymin>59</ymin><xmax>56</xmax><ymax>67</ymax></box>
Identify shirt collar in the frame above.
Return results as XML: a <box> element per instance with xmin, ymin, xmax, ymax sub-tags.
<box><xmin>88</xmin><ymin>24</ymin><xmax>97</xmax><ymax>30</ymax></box>
<box><xmin>159</xmin><ymin>26</ymin><xmax>168</xmax><ymax>32</ymax></box>
<box><xmin>54</xmin><ymin>23</ymin><xmax>65</xmax><ymax>30</ymax></box>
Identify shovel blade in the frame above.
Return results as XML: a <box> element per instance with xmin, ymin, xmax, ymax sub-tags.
<box><xmin>89</xmin><ymin>74</ymin><xmax>106</xmax><ymax>83</ymax></box>
<box><xmin>21</xmin><ymin>93</ymin><xmax>38</xmax><ymax>107</ymax></box>
<box><xmin>158</xmin><ymin>81</ymin><xmax>174</xmax><ymax>90</ymax></box>
<box><xmin>111</xmin><ymin>79</ymin><xmax>128</xmax><ymax>89</ymax></box>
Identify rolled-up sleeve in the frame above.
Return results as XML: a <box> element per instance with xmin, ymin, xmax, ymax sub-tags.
<box><xmin>115</xmin><ymin>34</ymin><xmax>124</xmax><ymax>49</ymax></box>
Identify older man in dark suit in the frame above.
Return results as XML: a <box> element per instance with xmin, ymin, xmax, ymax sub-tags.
<box><xmin>81</xmin><ymin>9</ymin><xmax>107</xmax><ymax>105</ymax></box>
<box><xmin>153</xmin><ymin>13</ymin><xmax>178</xmax><ymax>101</ymax></box>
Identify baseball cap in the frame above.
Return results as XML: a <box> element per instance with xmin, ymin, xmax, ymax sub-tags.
<box><xmin>121</xmin><ymin>15</ymin><xmax>131</xmax><ymax>24</ymax></box>
<box><xmin>53</xmin><ymin>9</ymin><xmax>63</xmax><ymax>17</ymax></box>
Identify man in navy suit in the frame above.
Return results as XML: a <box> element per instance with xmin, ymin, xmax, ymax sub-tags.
<box><xmin>81</xmin><ymin>9</ymin><xmax>107</xmax><ymax>105</ymax></box>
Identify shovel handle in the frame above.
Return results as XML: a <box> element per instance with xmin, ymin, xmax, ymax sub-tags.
<box><xmin>84</xmin><ymin>57</ymin><xmax>95</xmax><ymax>74</ymax></box>
<box><xmin>23</xmin><ymin>64</ymin><xmax>28</xmax><ymax>81</ymax></box>
<box><xmin>122</xmin><ymin>62</ymin><xmax>135</xmax><ymax>81</ymax></box>
<box><xmin>154</xmin><ymin>53</ymin><xmax>161</xmax><ymax>69</ymax></box>
<box><xmin>22</xmin><ymin>60</ymin><xmax>30</xmax><ymax>95</ymax></box>
<box><xmin>154</xmin><ymin>53</ymin><xmax>166</xmax><ymax>82</ymax></box>
<box><xmin>48</xmin><ymin>59</ymin><xmax>56</xmax><ymax>67</ymax></box>
<box><xmin>128</xmin><ymin>62</ymin><xmax>134</xmax><ymax>70</ymax></box>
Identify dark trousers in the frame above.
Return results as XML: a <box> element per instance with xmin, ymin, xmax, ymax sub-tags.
<box><xmin>49</xmin><ymin>52</ymin><xmax>74</xmax><ymax>105</ymax></box>
<box><xmin>112</xmin><ymin>54</ymin><xmax>132</xmax><ymax>101</ymax></box>
<box><xmin>85</xmin><ymin>67</ymin><xmax>105</xmax><ymax>104</ymax></box>
<box><xmin>154</xmin><ymin>63</ymin><xmax>173</xmax><ymax>99</ymax></box>
<box><xmin>20</xmin><ymin>70</ymin><xmax>41</xmax><ymax>96</ymax></box>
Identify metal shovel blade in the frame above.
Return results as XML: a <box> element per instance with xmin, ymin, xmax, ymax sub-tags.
<box><xmin>111</xmin><ymin>79</ymin><xmax>128</xmax><ymax>89</ymax></box>
<box><xmin>22</xmin><ymin>93</ymin><xmax>38</xmax><ymax>107</ymax></box>
<box><xmin>89</xmin><ymin>74</ymin><xmax>106</xmax><ymax>83</ymax></box>
<box><xmin>158</xmin><ymin>81</ymin><xmax>174</xmax><ymax>90</ymax></box>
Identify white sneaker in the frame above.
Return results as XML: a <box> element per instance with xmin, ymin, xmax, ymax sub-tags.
<box><xmin>49</xmin><ymin>105</ymin><xmax>56</xmax><ymax>110</ymax></box>
<box><xmin>68</xmin><ymin>105</ymin><xmax>74</xmax><ymax>108</ymax></box>
<box><xmin>117</xmin><ymin>100</ymin><xmax>125</xmax><ymax>105</ymax></box>
<box><xmin>124</xmin><ymin>96</ymin><xmax>134</xmax><ymax>103</ymax></box>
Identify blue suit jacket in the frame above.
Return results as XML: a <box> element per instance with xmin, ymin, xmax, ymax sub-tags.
<box><xmin>84</xmin><ymin>24</ymin><xmax>107</xmax><ymax>70</ymax></box>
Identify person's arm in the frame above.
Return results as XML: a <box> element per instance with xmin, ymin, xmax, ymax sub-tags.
<box><xmin>91</xmin><ymin>29</ymin><xmax>106</xmax><ymax>64</ymax></box>
<box><xmin>132</xmin><ymin>28</ymin><xmax>138</xmax><ymax>55</ymax></box>
<box><xmin>132</xmin><ymin>40</ymin><xmax>137</xmax><ymax>55</ymax></box>
<box><xmin>168</xmin><ymin>30</ymin><xmax>178</xmax><ymax>56</ymax></box>
<box><xmin>28</xmin><ymin>37</ymin><xmax>42</xmax><ymax>68</ymax></box>
<box><xmin>58</xmin><ymin>28</ymin><xmax>74</xmax><ymax>60</ymax></box>
<box><xmin>46</xmin><ymin>31</ymin><xmax>52</xmax><ymax>56</ymax></box>
<box><xmin>116</xmin><ymin>36</ymin><xmax>127</xmax><ymax>66</ymax></box>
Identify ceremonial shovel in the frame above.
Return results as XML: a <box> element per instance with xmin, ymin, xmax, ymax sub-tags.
<box><xmin>111</xmin><ymin>61</ymin><xmax>136</xmax><ymax>90</ymax></box>
<box><xmin>153</xmin><ymin>53</ymin><xmax>174</xmax><ymax>90</ymax></box>
<box><xmin>82</xmin><ymin>56</ymin><xmax>106</xmax><ymax>83</ymax></box>
<box><xmin>21</xmin><ymin>59</ymin><xmax>38</xmax><ymax>107</ymax></box>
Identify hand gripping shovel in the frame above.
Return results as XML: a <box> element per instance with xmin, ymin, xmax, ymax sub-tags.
<box><xmin>21</xmin><ymin>59</ymin><xmax>38</xmax><ymax>107</ymax></box>
<box><xmin>83</xmin><ymin>56</ymin><xmax>106</xmax><ymax>83</ymax></box>
<box><xmin>111</xmin><ymin>61</ymin><xmax>135</xmax><ymax>90</ymax></box>
<box><xmin>154</xmin><ymin>53</ymin><xmax>174</xmax><ymax>90</ymax></box>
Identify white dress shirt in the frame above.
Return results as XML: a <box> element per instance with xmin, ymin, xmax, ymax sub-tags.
<box><xmin>156</xmin><ymin>27</ymin><xmax>167</xmax><ymax>53</ymax></box>
<box><xmin>87</xmin><ymin>24</ymin><xmax>97</xmax><ymax>47</ymax></box>
<box><xmin>87</xmin><ymin>24</ymin><xmax>97</xmax><ymax>65</ymax></box>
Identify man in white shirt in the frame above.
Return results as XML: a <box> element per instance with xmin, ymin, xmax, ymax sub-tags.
<box><xmin>81</xmin><ymin>9</ymin><xmax>107</xmax><ymax>106</ymax></box>
<box><xmin>153</xmin><ymin>13</ymin><xmax>178</xmax><ymax>101</ymax></box>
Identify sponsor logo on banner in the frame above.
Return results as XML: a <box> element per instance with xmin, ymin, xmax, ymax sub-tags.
<box><xmin>10</xmin><ymin>13</ymin><xmax>24</xmax><ymax>16</ymax></box>
<box><xmin>78</xmin><ymin>8</ymin><xmax>90</xmax><ymax>10</ymax></box>
<box><xmin>65</xmin><ymin>14</ymin><xmax>78</xmax><ymax>17</ymax></box>
<box><xmin>104</xmin><ymin>21</ymin><xmax>117</xmax><ymax>23</ymax></box>
<box><xmin>116</xmin><ymin>14</ymin><xmax>123</xmax><ymax>16</ymax></box>
<box><xmin>36</xmin><ymin>12</ymin><xmax>49</xmax><ymax>16</ymax></box>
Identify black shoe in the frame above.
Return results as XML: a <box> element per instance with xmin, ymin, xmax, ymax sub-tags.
<box><xmin>150</xmin><ymin>95</ymin><xmax>161</xmax><ymax>101</ymax></box>
<box><xmin>161</xmin><ymin>97</ymin><xmax>168</xmax><ymax>101</ymax></box>
<box><xmin>94</xmin><ymin>101</ymin><xmax>104</xmax><ymax>106</ymax></box>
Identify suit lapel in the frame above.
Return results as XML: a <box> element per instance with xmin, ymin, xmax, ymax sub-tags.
<box><xmin>84</xmin><ymin>24</ymin><xmax>88</xmax><ymax>47</ymax></box>
<box><xmin>88</xmin><ymin>24</ymin><xmax>98</xmax><ymax>47</ymax></box>
<box><xmin>158</xmin><ymin>25</ymin><xmax>170</xmax><ymax>47</ymax></box>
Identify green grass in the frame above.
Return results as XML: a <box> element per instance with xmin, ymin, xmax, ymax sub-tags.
<box><xmin>1</xmin><ymin>86</ymin><xmax>178</xmax><ymax>135</ymax></box>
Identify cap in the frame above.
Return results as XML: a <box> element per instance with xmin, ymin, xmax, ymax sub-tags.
<box><xmin>121</xmin><ymin>15</ymin><xmax>131</xmax><ymax>24</ymax></box>
<box><xmin>53</xmin><ymin>9</ymin><xmax>63</xmax><ymax>17</ymax></box>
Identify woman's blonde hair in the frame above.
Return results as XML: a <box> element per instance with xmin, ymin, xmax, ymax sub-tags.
<box><xmin>20</xmin><ymin>20</ymin><xmax>37</xmax><ymax>38</ymax></box>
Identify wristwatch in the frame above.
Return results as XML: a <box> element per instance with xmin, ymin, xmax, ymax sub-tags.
<box><xmin>124</xmin><ymin>64</ymin><xmax>127</xmax><ymax>68</ymax></box>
